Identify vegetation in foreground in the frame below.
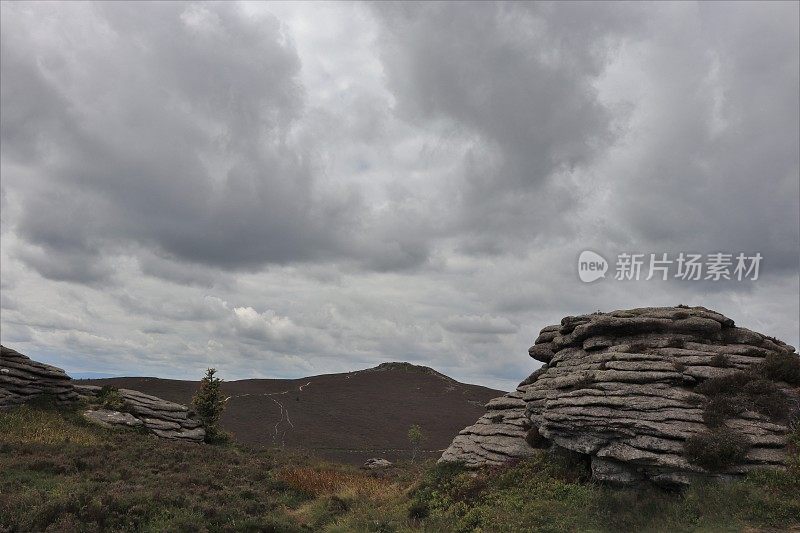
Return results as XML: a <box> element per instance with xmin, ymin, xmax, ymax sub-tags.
<box><xmin>1</xmin><ymin>398</ymin><xmax>799</xmax><ymax>532</ymax></box>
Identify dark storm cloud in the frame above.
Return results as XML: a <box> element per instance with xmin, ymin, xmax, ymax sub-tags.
<box><xmin>371</xmin><ymin>1</ymin><xmax>646</xmax><ymax>250</ymax></box>
<box><xmin>0</xmin><ymin>2</ymin><xmax>365</xmax><ymax>279</ymax></box>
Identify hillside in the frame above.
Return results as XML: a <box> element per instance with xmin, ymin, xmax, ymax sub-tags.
<box><xmin>2</xmin><ymin>400</ymin><xmax>798</xmax><ymax>532</ymax></box>
<box><xmin>76</xmin><ymin>362</ymin><xmax>502</xmax><ymax>464</ymax></box>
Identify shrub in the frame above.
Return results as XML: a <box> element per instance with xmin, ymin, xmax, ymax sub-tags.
<box><xmin>758</xmin><ymin>352</ymin><xmax>800</xmax><ymax>385</ymax></box>
<box><xmin>408</xmin><ymin>500</ymin><xmax>429</xmax><ymax>520</ymax></box>
<box><xmin>98</xmin><ymin>386</ymin><xmax>125</xmax><ymax>411</ymax></box>
<box><xmin>191</xmin><ymin>368</ymin><xmax>227</xmax><ymax>443</ymax></box>
<box><xmin>696</xmin><ymin>365</ymin><xmax>797</xmax><ymax>425</ymax></box>
<box><xmin>408</xmin><ymin>424</ymin><xmax>425</xmax><ymax>461</ymax></box>
<box><xmin>703</xmin><ymin>396</ymin><xmax>745</xmax><ymax>427</ymax></box>
<box><xmin>684</xmin><ymin>429</ymin><xmax>750</xmax><ymax>471</ymax></box>
<box><xmin>696</xmin><ymin>371</ymin><xmax>753</xmax><ymax>396</ymax></box>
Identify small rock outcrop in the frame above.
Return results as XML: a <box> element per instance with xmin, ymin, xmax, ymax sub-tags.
<box><xmin>76</xmin><ymin>385</ymin><xmax>206</xmax><ymax>442</ymax></box>
<box><xmin>1</xmin><ymin>345</ymin><xmax>205</xmax><ymax>443</ymax></box>
<box><xmin>441</xmin><ymin>306</ymin><xmax>800</xmax><ymax>487</ymax></box>
<box><xmin>0</xmin><ymin>346</ymin><xmax>79</xmax><ymax>408</ymax></box>
<box><xmin>363</xmin><ymin>458</ymin><xmax>393</xmax><ymax>469</ymax></box>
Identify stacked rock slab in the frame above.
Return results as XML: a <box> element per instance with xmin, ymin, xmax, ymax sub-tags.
<box><xmin>439</xmin><ymin>388</ymin><xmax>537</xmax><ymax>467</ymax></box>
<box><xmin>440</xmin><ymin>307</ymin><xmax>799</xmax><ymax>486</ymax></box>
<box><xmin>76</xmin><ymin>385</ymin><xmax>206</xmax><ymax>442</ymax></box>
<box><xmin>1</xmin><ymin>345</ymin><xmax>205</xmax><ymax>443</ymax></box>
<box><xmin>0</xmin><ymin>345</ymin><xmax>79</xmax><ymax>408</ymax></box>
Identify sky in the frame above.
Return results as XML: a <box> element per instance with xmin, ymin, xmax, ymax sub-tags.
<box><xmin>1</xmin><ymin>1</ymin><xmax>798</xmax><ymax>391</ymax></box>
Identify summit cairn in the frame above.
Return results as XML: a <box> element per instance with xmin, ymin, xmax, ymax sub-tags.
<box><xmin>440</xmin><ymin>306</ymin><xmax>799</xmax><ymax>487</ymax></box>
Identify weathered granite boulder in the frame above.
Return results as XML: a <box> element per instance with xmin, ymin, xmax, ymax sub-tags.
<box><xmin>441</xmin><ymin>306</ymin><xmax>800</xmax><ymax>487</ymax></box>
<box><xmin>76</xmin><ymin>385</ymin><xmax>205</xmax><ymax>442</ymax></box>
<box><xmin>0</xmin><ymin>345</ymin><xmax>79</xmax><ymax>408</ymax></box>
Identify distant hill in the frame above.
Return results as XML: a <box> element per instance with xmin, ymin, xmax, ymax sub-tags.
<box><xmin>76</xmin><ymin>362</ymin><xmax>503</xmax><ymax>464</ymax></box>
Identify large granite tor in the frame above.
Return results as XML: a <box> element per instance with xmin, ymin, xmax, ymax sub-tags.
<box><xmin>440</xmin><ymin>306</ymin><xmax>799</xmax><ymax>486</ymax></box>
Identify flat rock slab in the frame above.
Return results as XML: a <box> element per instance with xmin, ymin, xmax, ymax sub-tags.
<box><xmin>84</xmin><ymin>409</ymin><xmax>143</xmax><ymax>428</ymax></box>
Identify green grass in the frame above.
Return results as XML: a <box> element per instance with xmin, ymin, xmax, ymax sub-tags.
<box><xmin>1</xmin><ymin>400</ymin><xmax>799</xmax><ymax>532</ymax></box>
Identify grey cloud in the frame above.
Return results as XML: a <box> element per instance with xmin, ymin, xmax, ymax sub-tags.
<box><xmin>371</xmin><ymin>1</ymin><xmax>645</xmax><ymax>250</ymax></box>
<box><xmin>0</xmin><ymin>2</ymin><xmax>796</xmax><ymax>392</ymax></box>
<box><xmin>443</xmin><ymin>314</ymin><xmax>518</xmax><ymax>335</ymax></box>
<box><xmin>0</xmin><ymin>1</ymin><xmax>367</xmax><ymax>278</ymax></box>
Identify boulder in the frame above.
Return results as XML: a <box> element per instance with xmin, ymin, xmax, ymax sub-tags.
<box><xmin>363</xmin><ymin>458</ymin><xmax>393</xmax><ymax>469</ymax></box>
<box><xmin>0</xmin><ymin>345</ymin><xmax>78</xmax><ymax>408</ymax></box>
<box><xmin>440</xmin><ymin>306</ymin><xmax>799</xmax><ymax>486</ymax></box>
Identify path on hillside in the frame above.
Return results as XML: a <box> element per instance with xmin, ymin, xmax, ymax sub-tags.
<box><xmin>225</xmin><ymin>381</ymin><xmax>312</xmax><ymax>446</ymax></box>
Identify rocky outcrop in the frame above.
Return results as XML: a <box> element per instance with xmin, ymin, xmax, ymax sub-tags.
<box><xmin>439</xmin><ymin>389</ymin><xmax>537</xmax><ymax>467</ymax></box>
<box><xmin>0</xmin><ymin>345</ymin><xmax>79</xmax><ymax>408</ymax></box>
<box><xmin>76</xmin><ymin>385</ymin><xmax>206</xmax><ymax>442</ymax></box>
<box><xmin>1</xmin><ymin>345</ymin><xmax>205</xmax><ymax>443</ymax></box>
<box><xmin>441</xmin><ymin>306</ymin><xmax>800</xmax><ymax>487</ymax></box>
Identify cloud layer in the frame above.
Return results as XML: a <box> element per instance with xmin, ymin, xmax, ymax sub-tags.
<box><xmin>1</xmin><ymin>1</ymin><xmax>797</xmax><ymax>390</ymax></box>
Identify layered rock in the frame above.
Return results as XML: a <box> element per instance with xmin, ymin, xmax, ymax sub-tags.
<box><xmin>0</xmin><ymin>345</ymin><xmax>79</xmax><ymax>408</ymax></box>
<box><xmin>441</xmin><ymin>306</ymin><xmax>800</xmax><ymax>486</ymax></box>
<box><xmin>76</xmin><ymin>385</ymin><xmax>206</xmax><ymax>442</ymax></box>
<box><xmin>439</xmin><ymin>389</ymin><xmax>537</xmax><ymax>467</ymax></box>
<box><xmin>1</xmin><ymin>345</ymin><xmax>205</xmax><ymax>443</ymax></box>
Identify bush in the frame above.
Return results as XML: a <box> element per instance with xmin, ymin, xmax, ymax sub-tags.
<box><xmin>98</xmin><ymin>386</ymin><xmax>125</xmax><ymax>411</ymax></box>
<box><xmin>696</xmin><ymin>365</ymin><xmax>797</xmax><ymax>425</ymax></box>
<box><xmin>758</xmin><ymin>352</ymin><xmax>800</xmax><ymax>385</ymax></box>
<box><xmin>703</xmin><ymin>396</ymin><xmax>745</xmax><ymax>427</ymax></box>
<box><xmin>696</xmin><ymin>372</ymin><xmax>752</xmax><ymax>396</ymax></box>
<box><xmin>191</xmin><ymin>368</ymin><xmax>226</xmax><ymax>443</ymax></box>
<box><xmin>684</xmin><ymin>429</ymin><xmax>750</xmax><ymax>471</ymax></box>
<box><xmin>407</xmin><ymin>500</ymin><xmax>429</xmax><ymax>520</ymax></box>
<box><xmin>408</xmin><ymin>424</ymin><xmax>425</xmax><ymax>461</ymax></box>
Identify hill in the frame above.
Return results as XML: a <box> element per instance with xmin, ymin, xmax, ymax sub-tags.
<box><xmin>76</xmin><ymin>362</ymin><xmax>502</xmax><ymax>464</ymax></box>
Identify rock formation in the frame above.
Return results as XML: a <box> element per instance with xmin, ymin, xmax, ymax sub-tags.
<box><xmin>1</xmin><ymin>345</ymin><xmax>205</xmax><ymax>443</ymax></box>
<box><xmin>440</xmin><ymin>306</ymin><xmax>800</xmax><ymax>487</ymax></box>
<box><xmin>76</xmin><ymin>385</ymin><xmax>206</xmax><ymax>442</ymax></box>
<box><xmin>0</xmin><ymin>346</ymin><xmax>80</xmax><ymax>408</ymax></box>
<box><xmin>439</xmin><ymin>389</ymin><xmax>536</xmax><ymax>467</ymax></box>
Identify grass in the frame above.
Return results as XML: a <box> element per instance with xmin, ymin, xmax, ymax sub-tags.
<box><xmin>1</xmin><ymin>399</ymin><xmax>799</xmax><ymax>532</ymax></box>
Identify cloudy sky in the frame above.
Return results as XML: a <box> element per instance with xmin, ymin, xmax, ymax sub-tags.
<box><xmin>1</xmin><ymin>1</ymin><xmax>798</xmax><ymax>390</ymax></box>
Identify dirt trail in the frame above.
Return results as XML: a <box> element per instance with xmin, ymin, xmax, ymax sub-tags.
<box><xmin>226</xmin><ymin>381</ymin><xmax>312</xmax><ymax>446</ymax></box>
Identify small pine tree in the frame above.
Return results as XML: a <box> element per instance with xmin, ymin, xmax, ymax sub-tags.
<box><xmin>192</xmin><ymin>368</ymin><xmax>227</xmax><ymax>443</ymax></box>
<box><xmin>408</xmin><ymin>424</ymin><xmax>425</xmax><ymax>461</ymax></box>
